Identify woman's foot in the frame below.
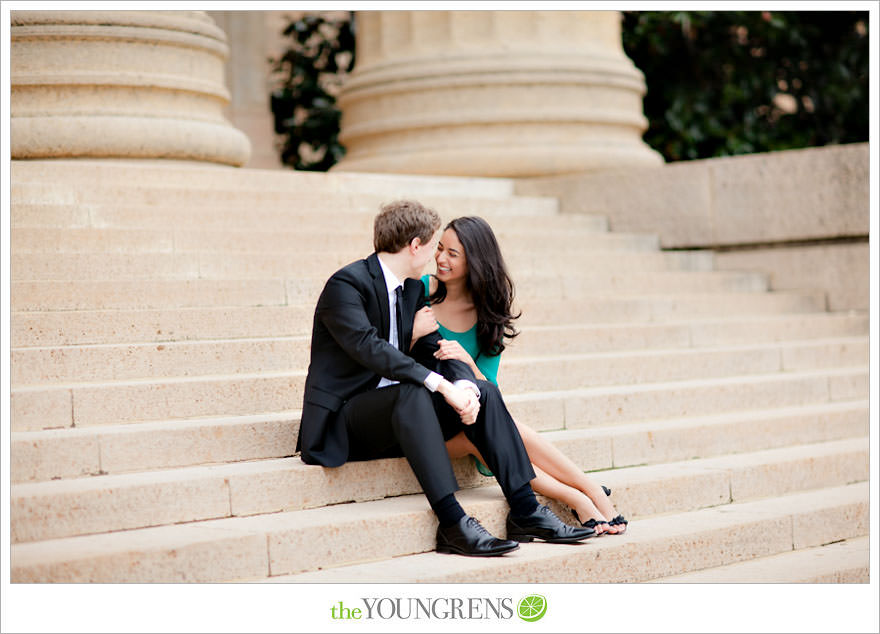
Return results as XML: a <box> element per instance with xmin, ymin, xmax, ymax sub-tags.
<box><xmin>607</xmin><ymin>514</ymin><xmax>628</xmax><ymax>535</ymax></box>
<box><xmin>571</xmin><ymin>510</ymin><xmax>613</xmax><ymax>536</ymax></box>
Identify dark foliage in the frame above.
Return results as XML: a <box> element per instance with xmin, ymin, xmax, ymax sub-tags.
<box><xmin>621</xmin><ymin>11</ymin><xmax>869</xmax><ymax>161</ymax></box>
<box><xmin>269</xmin><ymin>13</ymin><xmax>355</xmax><ymax>171</ymax></box>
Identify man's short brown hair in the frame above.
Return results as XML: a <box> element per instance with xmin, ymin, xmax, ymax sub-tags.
<box><xmin>373</xmin><ymin>200</ymin><xmax>441</xmax><ymax>253</ymax></box>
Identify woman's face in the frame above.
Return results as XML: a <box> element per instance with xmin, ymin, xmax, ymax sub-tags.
<box><xmin>435</xmin><ymin>227</ymin><xmax>468</xmax><ymax>283</ymax></box>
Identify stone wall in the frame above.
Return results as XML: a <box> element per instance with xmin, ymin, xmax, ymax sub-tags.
<box><xmin>516</xmin><ymin>144</ymin><xmax>869</xmax><ymax>311</ymax></box>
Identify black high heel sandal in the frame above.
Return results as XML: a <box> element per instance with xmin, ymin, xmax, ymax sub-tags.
<box><xmin>571</xmin><ymin>510</ymin><xmax>610</xmax><ymax>536</ymax></box>
<box><xmin>608</xmin><ymin>514</ymin><xmax>628</xmax><ymax>534</ymax></box>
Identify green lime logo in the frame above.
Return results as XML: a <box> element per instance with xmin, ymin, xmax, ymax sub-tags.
<box><xmin>517</xmin><ymin>594</ymin><xmax>547</xmax><ymax>622</ymax></box>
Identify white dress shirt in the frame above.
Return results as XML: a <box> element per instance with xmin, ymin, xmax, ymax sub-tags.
<box><xmin>375</xmin><ymin>257</ymin><xmax>478</xmax><ymax>398</ymax></box>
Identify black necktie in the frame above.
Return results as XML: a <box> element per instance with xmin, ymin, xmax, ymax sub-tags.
<box><xmin>394</xmin><ymin>286</ymin><xmax>405</xmax><ymax>350</ymax></box>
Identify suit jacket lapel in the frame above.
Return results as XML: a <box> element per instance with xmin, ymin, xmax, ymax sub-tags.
<box><xmin>366</xmin><ymin>253</ymin><xmax>390</xmax><ymax>340</ymax></box>
<box><xmin>398</xmin><ymin>278</ymin><xmax>421</xmax><ymax>351</ymax></box>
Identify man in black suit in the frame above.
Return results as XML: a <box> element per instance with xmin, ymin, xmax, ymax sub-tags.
<box><xmin>297</xmin><ymin>200</ymin><xmax>592</xmax><ymax>556</ymax></box>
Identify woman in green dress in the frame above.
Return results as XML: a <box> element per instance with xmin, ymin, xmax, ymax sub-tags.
<box><xmin>412</xmin><ymin>216</ymin><xmax>627</xmax><ymax>535</ymax></box>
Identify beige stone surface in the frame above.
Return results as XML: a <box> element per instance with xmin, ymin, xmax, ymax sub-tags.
<box><xmin>11</xmin><ymin>387</ymin><xmax>72</xmax><ymax>431</ymax></box>
<box><xmin>11</xmin><ymin>306</ymin><xmax>314</xmax><ymax>347</ymax></box>
<box><xmin>71</xmin><ymin>372</ymin><xmax>305</xmax><ymax>426</ymax></box>
<box><xmin>11</xmin><ymin>11</ymin><xmax>250</xmax><ymax>165</ymax></box>
<box><xmin>334</xmin><ymin>11</ymin><xmax>662</xmax><ymax>177</ymax></box>
<box><xmin>208</xmin><ymin>11</ymin><xmax>289</xmax><ymax>170</ymax></box>
<box><xmin>609</xmin><ymin>401</ymin><xmax>868</xmax><ymax>467</ymax></box>
<box><xmin>501</xmin><ymin>345</ymin><xmax>782</xmax><ymax>393</ymax></box>
<box><xmin>686</xmin><ymin>312</ymin><xmax>869</xmax><ymax>347</ymax></box>
<box><xmin>11</xmin><ymin>158</ymin><xmax>518</xmax><ymax>198</ymax></box>
<box><xmin>721</xmin><ymin>438</ymin><xmax>868</xmax><ymax>501</ymax></box>
<box><xmin>780</xmin><ymin>338</ymin><xmax>869</xmax><ymax>370</ymax></box>
<box><xmin>11</xmin><ymin>469</ymin><xmax>231</xmax><ymax>542</ymax></box>
<box><xmin>656</xmin><ymin>537</ymin><xmax>869</xmax><ymax>583</ymax></box>
<box><xmin>12</xmin><ymin>337</ymin><xmax>310</xmax><ymax>384</ymax></box>
<box><xmin>12</xmin><ymin>279</ymin><xmax>287</xmax><ymax>311</ymax></box>
<box><xmin>558</xmin><ymin>370</ymin><xmax>836</xmax><ymax>427</ymax></box>
<box><xmin>10</xmin><ymin>294</ymin><xmax>836</xmax><ymax>350</ymax></box>
<box><xmin>11</xmin><ymin>430</ymin><xmax>102</xmax><ymax>482</ymax></box>
<box><xmin>13</xmin><ymin>399</ymin><xmax>867</xmax><ymax>484</ymax></box>
<box><xmin>277</xmin><ymin>483</ymin><xmax>868</xmax><ymax>583</ymax></box>
<box><xmin>12</xmin><ymin>473</ymin><xmax>867</xmax><ymax>582</ymax></box>
<box><xmin>516</xmin><ymin>144</ymin><xmax>868</xmax><ymax>248</ymax></box>
<box><xmin>517</xmin><ymin>291</ymin><xmax>824</xmax><ymax>327</ymax></box>
<box><xmin>98</xmin><ymin>414</ymin><xmax>300</xmax><ymax>475</ymax></box>
<box><xmin>12</xmin><ymin>523</ymin><xmax>269</xmax><ymax>583</ymax></box>
<box><xmin>11</xmin><ymin>182</ymin><xmax>554</xmax><ymax>215</ymax></box>
<box><xmin>828</xmin><ymin>372</ymin><xmax>870</xmax><ymax>401</ymax></box>
<box><xmin>715</xmin><ymin>242</ymin><xmax>869</xmax><ymax>311</ymax></box>
<box><xmin>710</xmin><ymin>144</ymin><xmax>869</xmax><ymax>243</ymax></box>
<box><xmin>12</xmin><ymin>253</ymin><xmax>201</xmax><ymax>281</ymax></box>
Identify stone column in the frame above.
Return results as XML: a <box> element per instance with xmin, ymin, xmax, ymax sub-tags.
<box><xmin>11</xmin><ymin>10</ymin><xmax>251</xmax><ymax>166</ymax></box>
<box><xmin>333</xmin><ymin>10</ymin><xmax>663</xmax><ymax>177</ymax></box>
<box><xmin>208</xmin><ymin>11</ymin><xmax>289</xmax><ymax>169</ymax></box>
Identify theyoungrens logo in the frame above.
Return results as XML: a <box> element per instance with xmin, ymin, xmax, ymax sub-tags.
<box><xmin>330</xmin><ymin>595</ymin><xmax>547</xmax><ymax>622</ymax></box>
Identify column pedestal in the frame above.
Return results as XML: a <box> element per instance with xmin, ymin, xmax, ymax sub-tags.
<box><xmin>11</xmin><ymin>10</ymin><xmax>251</xmax><ymax>166</ymax></box>
<box><xmin>333</xmin><ymin>10</ymin><xmax>662</xmax><ymax>177</ymax></box>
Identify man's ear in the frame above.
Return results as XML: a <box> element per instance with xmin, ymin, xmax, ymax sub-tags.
<box><xmin>409</xmin><ymin>236</ymin><xmax>422</xmax><ymax>253</ymax></box>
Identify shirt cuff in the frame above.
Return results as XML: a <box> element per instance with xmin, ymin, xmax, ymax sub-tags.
<box><xmin>423</xmin><ymin>371</ymin><xmax>443</xmax><ymax>392</ymax></box>
<box><xmin>453</xmin><ymin>379</ymin><xmax>481</xmax><ymax>399</ymax></box>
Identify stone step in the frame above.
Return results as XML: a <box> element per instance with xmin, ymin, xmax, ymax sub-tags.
<box><xmin>11</xmin><ymin>305</ymin><xmax>860</xmax><ymax>350</ymax></box>
<box><xmin>508</xmin><ymin>313</ymin><xmax>868</xmax><ymax>356</ymax></box>
<box><xmin>507</xmin><ymin>366</ymin><xmax>867</xmax><ymax>431</ymax></box>
<box><xmin>11</xmin><ymin>158</ymin><xmax>521</xmax><ymax>198</ymax></box>
<box><xmin>11</xmin><ymin>483</ymin><xmax>868</xmax><ymax>584</ymax></box>
<box><xmin>11</xmin><ymin>271</ymin><xmax>773</xmax><ymax>314</ymax></box>
<box><xmin>10</xmin><ymin>227</ymin><xmax>658</xmax><ymax>254</ymax></box>
<box><xmin>9</xmin><ymin>436</ymin><xmax>868</xmax><ymax>545</ymax></box>
<box><xmin>11</xmin><ymin>202</ymin><xmax>608</xmax><ymax>232</ymax></box>
<box><xmin>10</xmin><ymin>250</ymin><xmax>716</xmax><ymax>281</ymax></box>
<box><xmin>12</xmin><ymin>361</ymin><xmax>865</xmax><ymax>433</ymax></box>
<box><xmin>11</xmin><ymin>331</ymin><xmax>866</xmax><ymax>387</ymax></box>
<box><xmin>11</xmin><ymin>182</ymin><xmax>560</xmax><ymax>215</ymax></box>
<box><xmin>265</xmin><ymin>482</ymin><xmax>869</xmax><ymax>583</ymax></box>
<box><xmin>11</xmin><ymin>370</ymin><xmax>305</xmax><ymax>431</ymax></box>
<box><xmin>10</xmin><ymin>397</ymin><xmax>868</xmax><ymax>484</ymax></box>
<box><xmin>10</xmin><ymin>336</ymin><xmax>865</xmax><ymax>430</ymax></box>
<box><xmin>652</xmin><ymin>536</ymin><xmax>869</xmax><ymax>583</ymax></box>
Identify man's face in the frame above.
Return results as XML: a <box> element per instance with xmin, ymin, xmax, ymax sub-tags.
<box><xmin>409</xmin><ymin>229</ymin><xmax>441</xmax><ymax>278</ymax></box>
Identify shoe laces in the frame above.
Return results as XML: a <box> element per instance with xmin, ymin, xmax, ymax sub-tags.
<box><xmin>466</xmin><ymin>516</ymin><xmax>490</xmax><ymax>536</ymax></box>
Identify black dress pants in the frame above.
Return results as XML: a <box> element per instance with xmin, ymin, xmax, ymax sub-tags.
<box><xmin>340</xmin><ymin>380</ymin><xmax>536</xmax><ymax>505</ymax></box>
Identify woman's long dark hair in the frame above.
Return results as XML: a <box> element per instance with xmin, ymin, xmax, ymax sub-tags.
<box><xmin>429</xmin><ymin>216</ymin><xmax>520</xmax><ymax>357</ymax></box>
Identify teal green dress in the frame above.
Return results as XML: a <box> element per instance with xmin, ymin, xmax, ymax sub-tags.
<box><xmin>422</xmin><ymin>275</ymin><xmax>500</xmax><ymax>476</ymax></box>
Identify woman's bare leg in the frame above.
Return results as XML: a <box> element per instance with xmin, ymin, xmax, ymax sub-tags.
<box><xmin>514</xmin><ymin>422</ymin><xmax>619</xmax><ymax>522</ymax></box>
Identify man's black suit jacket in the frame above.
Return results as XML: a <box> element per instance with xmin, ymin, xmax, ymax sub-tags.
<box><xmin>297</xmin><ymin>252</ymin><xmax>475</xmax><ymax>467</ymax></box>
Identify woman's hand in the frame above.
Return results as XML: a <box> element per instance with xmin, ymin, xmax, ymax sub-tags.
<box><xmin>434</xmin><ymin>338</ymin><xmax>472</xmax><ymax>363</ymax></box>
<box><xmin>410</xmin><ymin>306</ymin><xmax>439</xmax><ymax>347</ymax></box>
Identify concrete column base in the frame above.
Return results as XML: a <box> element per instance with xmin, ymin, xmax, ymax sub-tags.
<box><xmin>334</xmin><ymin>11</ymin><xmax>663</xmax><ymax>177</ymax></box>
<box><xmin>11</xmin><ymin>10</ymin><xmax>251</xmax><ymax>166</ymax></box>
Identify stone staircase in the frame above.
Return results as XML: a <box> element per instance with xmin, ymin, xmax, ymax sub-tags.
<box><xmin>10</xmin><ymin>160</ymin><xmax>869</xmax><ymax>583</ymax></box>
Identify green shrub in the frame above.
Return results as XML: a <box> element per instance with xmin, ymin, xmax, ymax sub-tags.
<box><xmin>269</xmin><ymin>13</ymin><xmax>355</xmax><ymax>171</ymax></box>
<box><xmin>622</xmin><ymin>11</ymin><xmax>868</xmax><ymax>161</ymax></box>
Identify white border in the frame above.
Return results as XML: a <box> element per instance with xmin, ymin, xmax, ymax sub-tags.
<box><xmin>2</xmin><ymin>2</ymin><xmax>877</xmax><ymax>633</ymax></box>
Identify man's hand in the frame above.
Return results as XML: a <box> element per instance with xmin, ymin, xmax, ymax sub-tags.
<box><xmin>410</xmin><ymin>306</ymin><xmax>439</xmax><ymax>347</ymax></box>
<box><xmin>438</xmin><ymin>380</ymin><xmax>481</xmax><ymax>425</ymax></box>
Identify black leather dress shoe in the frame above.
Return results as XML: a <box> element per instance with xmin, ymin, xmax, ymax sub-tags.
<box><xmin>436</xmin><ymin>515</ymin><xmax>520</xmax><ymax>557</ymax></box>
<box><xmin>507</xmin><ymin>504</ymin><xmax>595</xmax><ymax>543</ymax></box>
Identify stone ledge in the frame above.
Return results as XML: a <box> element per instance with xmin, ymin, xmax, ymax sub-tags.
<box><xmin>516</xmin><ymin>143</ymin><xmax>869</xmax><ymax>248</ymax></box>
